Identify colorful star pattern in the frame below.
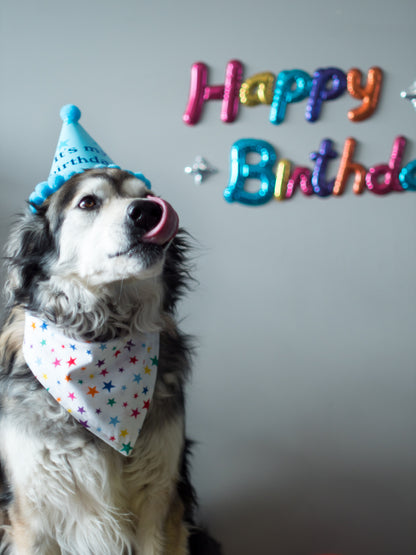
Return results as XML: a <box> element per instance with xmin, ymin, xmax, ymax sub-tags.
<box><xmin>23</xmin><ymin>313</ymin><xmax>159</xmax><ymax>457</ymax></box>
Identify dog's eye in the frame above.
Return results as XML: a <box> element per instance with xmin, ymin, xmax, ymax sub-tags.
<box><xmin>78</xmin><ymin>195</ymin><xmax>99</xmax><ymax>210</ymax></box>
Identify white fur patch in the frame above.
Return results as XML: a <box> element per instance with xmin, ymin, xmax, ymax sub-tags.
<box><xmin>54</xmin><ymin>176</ymin><xmax>164</xmax><ymax>285</ymax></box>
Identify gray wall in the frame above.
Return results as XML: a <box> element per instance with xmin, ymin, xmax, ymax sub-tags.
<box><xmin>1</xmin><ymin>1</ymin><xmax>415</xmax><ymax>554</ymax></box>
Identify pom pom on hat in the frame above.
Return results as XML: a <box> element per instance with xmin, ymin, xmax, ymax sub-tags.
<box><xmin>29</xmin><ymin>105</ymin><xmax>151</xmax><ymax>213</ymax></box>
<box><xmin>60</xmin><ymin>104</ymin><xmax>81</xmax><ymax>124</ymax></box>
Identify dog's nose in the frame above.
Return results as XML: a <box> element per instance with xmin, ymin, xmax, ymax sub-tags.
<box><xmin>127</xmin><ymin>200</ymin><xmax>163</xmax><ymax>232</ymax></box>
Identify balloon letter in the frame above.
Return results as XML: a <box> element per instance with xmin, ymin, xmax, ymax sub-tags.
<box><xmin>224</xmin><ymin>139</ymin><xmax>277</xmax><ymax>206</ymax></box>
<box><xmin>273</xmin><ymin>159</ymin><xmax>291</xmax><ymax>200</ymax></box>
<box><xmin>285</xmin><ymin>167</ymin><xmax>313</xmax><ymax>199</ymax></box>
<box><xmin>366</xmin><ymin>136</ymin><xmax>407</xmax><ymax>194</ymax></box>
<box><xmin>305</xmin><ymin>67</ymin><xmax>347</xmax><ymax>122</ymax></box>
<box><xmin>269</xmin><ymin>70</ymin><xmax>312</xmax><ymax>124</ymax></box>
<box><xmin>183</xmin><ymin>60</ymin><xmax>243</xmax><ymax>125</ymax></box>
<box><xmin>333</xmin><ymin>138</ymin><xmax>367</xmax><ymax>195</ymax></box>
<box><xmin>347</xmin><ymin>67</ymin><xmax>383</xmax><ymax>122</ymax></box>
<box><xmin>240</xmin><ymin>72</ymin><xmax>275</xmax><ymax>106</ymax></box>
<box><xmin>310</xmin><ymin>139</ymin><xmax>338</xmax><ymax>197</ymax></box>
<box><xmin>399</xmin><ymin>160</ymin><xmax>416</xmax><ymax>191</ymax></box>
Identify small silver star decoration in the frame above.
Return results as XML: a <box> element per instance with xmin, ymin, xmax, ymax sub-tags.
<box><xmin>400</xmin><ymin>80</ymin><xmax>416</xmax><ymax>111</ymax></box>
<box><xmin>184</xmin><ymin>156</ymin><xmax>217</xmax><ymax>185</ymax></box>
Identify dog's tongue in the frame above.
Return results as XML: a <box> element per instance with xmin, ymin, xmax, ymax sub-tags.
<box><xmin>142</xmin><ymin>196</ymin><xmax>179</xmax><ymax>245</ymax></box>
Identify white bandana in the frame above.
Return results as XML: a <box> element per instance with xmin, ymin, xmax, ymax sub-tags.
<box><xmin>23</xmin><ymin>312</ymin><xmax>159</xmax><ymax>456</ymax></box>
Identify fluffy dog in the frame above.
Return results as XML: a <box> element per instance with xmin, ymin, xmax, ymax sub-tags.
<box><xmin>0</xmin><ymin>168</ymin><xmax>221</xmax><ymax>555</ymax></box>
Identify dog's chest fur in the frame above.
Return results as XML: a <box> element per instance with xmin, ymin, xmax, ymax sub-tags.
<box><xmin>0</xmin><ymin>307</ymin><xmax>190</xmax><ymax>554</ymax></box>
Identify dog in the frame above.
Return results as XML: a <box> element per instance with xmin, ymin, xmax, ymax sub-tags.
<box><xmin>0</xmin><ymin>168</ymin><xmax>221</xmax><ymax>555</ymax></box>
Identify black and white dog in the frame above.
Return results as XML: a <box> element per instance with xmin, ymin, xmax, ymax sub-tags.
<box><xmin>0</xmin><ymin>168</ymin><xmax>221</xmax><ymax>554</ymax></box>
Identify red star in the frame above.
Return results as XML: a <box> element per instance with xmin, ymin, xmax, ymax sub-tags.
<box><xmin>114</xmin><ymin>350</ymin><xmax>121</xmax><ymax>358</ymax></box>
<box><xmin>67</xmin><ymin>357</ymin><xmax>77</xmax><ymax>367</ymax></box>
<box><xmin>130</xmin><ymin>408</ymin><xmax>140</xmax><ymax>418</ymax></box>
<box><xmin>142</xmin><ymin>400</ymin><xmax>150</xmax><ymax>410</ymax></box>
<box><xmin>100</xmin><ymin>369</ymin><xmax>109</xmax><ymax>377</ymax></box>
<box><xmin>129</xmin><ymin>356</ymin><xmax>138</xmax><ymax>364</ymax></box>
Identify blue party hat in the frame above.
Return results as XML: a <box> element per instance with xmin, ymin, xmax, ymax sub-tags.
<box><xmin>29</xmin><ymin>105</ymin><xmax>150</xmax><ymax>212</ymax></box>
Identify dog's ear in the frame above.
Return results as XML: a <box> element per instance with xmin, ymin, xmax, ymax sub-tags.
<box><xmin>4</xmin><ymin>209</ymin><xmax>56</xmax><ymax>309</ymax></box>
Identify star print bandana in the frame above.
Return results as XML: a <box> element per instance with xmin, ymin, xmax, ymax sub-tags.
<box><xmin>22</xmin><ymin>312</ymin><xmax>159</xmax><ymax>456</ymax></box>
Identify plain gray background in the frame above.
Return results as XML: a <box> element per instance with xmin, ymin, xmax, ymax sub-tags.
<box><xmin>1</xmin><ymin>1</ymin><xmax>415</xmax><ymax>554</ymax></box>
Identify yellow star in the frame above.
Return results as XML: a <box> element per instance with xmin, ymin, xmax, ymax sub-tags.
<box><xmin>144</xmin><ymin>365</ymin><xmax>151</xmax><ymax>375</ymax></box>
<box><xmin>119</xmin><ymin>429</ymin><xmax>128</xmax><ymax>438</ymax></box>
<box><xmin>89</xmin><ymin>374</ymin><xmax>95</xmax><ymax>379</ymax></box>
<box><xmin>147</xmin><ymin>346</ymin><xmax>152</xmax><ymax>353</ymax></box>
<box><xmin>31</xmin><ymin>322</ymin><xmax>36</xmax><ymax>329</ymax></box>
<box><xmin>43</xmin><ymin>374</ymin><xmax>48</xmax><ymax>380</ymax></box>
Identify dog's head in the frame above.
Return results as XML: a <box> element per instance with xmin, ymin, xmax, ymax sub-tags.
<box><xmin>5</xmin><ymin>168</ymin><xmax>190</xmax><ymax>337</ymax></box>
<box><xmin>46</xmin><ymin>168</ymin><xmax>179</xmax><ymax>285</ymax></box>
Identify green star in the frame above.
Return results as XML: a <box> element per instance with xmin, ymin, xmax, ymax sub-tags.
<box><xmin>107</xmin><ymin>398</ymin><xmax>116</xmax><ymax>406</ymax></box>
<box><xmin>150</xmin><ymin>355</ymin><xmax>158</xmax><ymax>366</ymax></box>
<box><xmin>121</xmin><ymin>442</ymin><xmax>133</xmax><ymax>455</ymax></box>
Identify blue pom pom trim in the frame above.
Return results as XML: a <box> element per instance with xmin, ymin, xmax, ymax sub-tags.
<box><xmin>29</xmin><ymin>169</ymin><xmax>151</xmax><ymax>213</ymax></box>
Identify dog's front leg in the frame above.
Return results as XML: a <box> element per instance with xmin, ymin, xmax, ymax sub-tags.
<box><xmin>6</xmin><ymin>498</ymin><xmax>60</xmax><ymax>555</ymax></box>
<box><xmin>134</xmin><ymin>489</ymin><xmax>189</xmax><ymax>555</ymax></box>
<box><xmin>126</xmin><ymin>417</ymin><xmax>189</xmax><ymax>555</ymax></box>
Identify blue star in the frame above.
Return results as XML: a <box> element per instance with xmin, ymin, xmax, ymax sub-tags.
<box><xmin>35</xmin><ymin>357</ymin><xmax>42</xmax><ymax>365</ymax></box>
<box><xmin>109</xmin><ymin>416</ymin><xmax>120</xmax><ymax>427</ymax></box>
<box><xmin>40</xmin><ymin>322</ymin><xmax>48</xmax><ymax>331</ymax></box>
<box><xmin>133</xmin><ymin>373</ymin><xmax>142</xmax><ymax>384</ymax></box>
<box><xmin>70</xmin><ymin>344</ymin><xmax>77</xmax><ymax>351</ymax></box>
<box><xmin>59</xmin><ymin>139</ymin><xmax>69</xmax><ymax>148</ymax></box>
<box><xmin>102</xmin><ymin>381</ymin><xmax>115</xmax><ymax>392</ymax></box>
<box><xmin>142</xmin><ymin>386</ymin><xmax>149</xmax><ymax>395</ymax></box>
<box><xmin>99</xmin><ymin>344</ymin><xmax>107</xmax><ymax>351</ymax></box>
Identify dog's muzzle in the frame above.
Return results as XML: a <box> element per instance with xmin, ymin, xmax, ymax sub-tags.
<box><xmin>127</xmin><ymin>196</ymin><xmax>179</xmax><ymax>245</ymax></box>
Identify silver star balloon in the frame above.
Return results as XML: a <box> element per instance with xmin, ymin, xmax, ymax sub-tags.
<box><xmin>184</xmin><ymin>156</ymin><xmax>217</xmax><ymax>184</ymax></box>
<box><xmin>400</xmin><ymin>80</ymin><xmax>416</xmax><ymax>111</ymax></box>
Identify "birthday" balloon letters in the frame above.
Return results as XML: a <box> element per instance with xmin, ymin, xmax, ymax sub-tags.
<box><xmin>223</xmin><ymin>137</ymin><xmax>416</xmax><ymax>205</ymax></box>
